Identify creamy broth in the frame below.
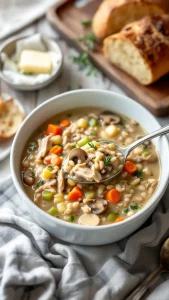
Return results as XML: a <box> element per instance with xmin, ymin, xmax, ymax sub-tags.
<box><xmin>21</xmin><ymin>107</ymin><xmax>160</xmax><ymax>226</ymax></box>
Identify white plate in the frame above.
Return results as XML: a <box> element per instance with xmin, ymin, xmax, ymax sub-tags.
<box><xmin>0</xmin><ymin>93</ymin><xmax>25</xmax><ymax>162</ymax></box>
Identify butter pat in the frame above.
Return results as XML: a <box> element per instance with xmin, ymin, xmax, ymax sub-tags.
<box><xmin>19</xmin><ymin>50</ymin><xmax>52</xmax><ymax>74</ymax></box>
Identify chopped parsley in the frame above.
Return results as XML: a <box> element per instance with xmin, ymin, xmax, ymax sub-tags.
<box><xmin>104</xmin><ymin>156</ymin><xmax>112</xmax><ymax>166</ymax></box>
<box><xmin>36</xmin><ymin>179</ymin><xmax>44</xmax><ymax>187</ymax></box>
<box><xmin>81</xmin><ymin>19</ymin><xmax>92</xmax><ymax>27</ymax></box>
<box><xmin>88</xmin><ymin>142</ymin><xmax>97</xmax><ymax>150</ymax></box>
<box><xmin>133</xmin><ymin>170</ymin><xmax>143</xmax><ymax>179</ymax></box>
<box><xmin>143</xmin><ymin>145</ymin><xmax>148</xmax><ymax>150</ymax></box>
<box><xmin>47</xmin><ymin>165</ymin><xmax>53</xmax><ymax>171</ymax></box>
<box><xmin>124</xmin><ymin>208</ymin><xmax>129</xmax><ymax>214</ymax></box>
<box><xmin>71</xmin><ymin>144</ymin><xmax>76</xmax><ymax>149</ymax></box>
<box><xmin>119</xmin><ymin>119</ymin><xmax>126</xmax><ymax>128</ymax></box>
<box><xmin>130</xmin><ymin>204</ymin><xmax>140</xmax><ymax>210</ymax></box>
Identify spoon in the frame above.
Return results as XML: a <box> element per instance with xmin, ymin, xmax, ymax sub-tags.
<box><xmin>125</xmin><ymin>237</ymin><xmax>169</xmax><ymax>300</ymax></box>
<box><xmin>64</xmin><ymin>124</ymin><xmax>169</xmax><ymax>183</ymax></box>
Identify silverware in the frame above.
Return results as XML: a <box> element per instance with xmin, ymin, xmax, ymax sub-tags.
<box><xmin>125</xmin><ymin>238</ymin><xmax>169</xmax><ymax>300</ymax></box>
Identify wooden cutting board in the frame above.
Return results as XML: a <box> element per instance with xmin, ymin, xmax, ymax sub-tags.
<box><xmin>47</xmin><ymin>0</ymin><xmax>169</xmax><ymax>116</ymax></box>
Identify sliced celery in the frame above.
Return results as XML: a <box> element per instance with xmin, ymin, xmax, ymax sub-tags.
<box><xmin>42</xmin><ymin>190</ymin><xmax>53</xmax><ymax>201</ymax></box>
<box><xmin>77</xmin><ymin>136</ymin><xmax>91</xmax><ymax>147</ymax></box>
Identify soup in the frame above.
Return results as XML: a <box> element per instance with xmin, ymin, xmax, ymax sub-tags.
<box><xmin>21</xmin><ymin>107</ymin><xmax>160</xmax><ymax>226</ymax></box>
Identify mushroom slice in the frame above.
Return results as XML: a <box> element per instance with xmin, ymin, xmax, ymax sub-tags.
<box><xmin>99</xmin><ymin>111</ymin><xmax>121</xmax><ymax>125</ymax></box>
<box><xmin>89</xmin><ymin>199</ymin><xmax>108</xmax><ymax>215</ymax></box>
<box><xmin>69</xmin><ymin>148</ymin><xmax>87</xmax><ymax>164</ymax></box>
<box><xmin>22</xmin><ymin>169</ymin><xmax>35</xmax><ymax>186</ymax></box>
<box><xmin>78</xmin><ymin>214</ymin><xmax>100</xmax><ymax>226</ymax></box>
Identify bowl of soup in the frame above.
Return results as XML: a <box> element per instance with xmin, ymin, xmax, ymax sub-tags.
<box><xmin>10</xmin><ymin>90</ymin><xmax>169</xmax><ymax>245</ymax></box>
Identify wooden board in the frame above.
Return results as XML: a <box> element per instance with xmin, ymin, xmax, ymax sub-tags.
<box><xmin>47</xmin><ymin>0</ymin><xmax>169</xmax><ymax>116</ymax></box>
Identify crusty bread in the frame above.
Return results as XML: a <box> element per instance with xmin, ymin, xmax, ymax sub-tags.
<box><xmin>103</xmin><ymin>15</ymin><xmax>169</xmax><ymax>85</ymax></box>
<box><xmin>92</xmin><ymin>0</ymin><xmax>164</xmax><ymax>39</ymax></box>
<box><xmin>0</xmin><ymin>97</ymin><xmax>25</xmax><ymax>141</ymax></box>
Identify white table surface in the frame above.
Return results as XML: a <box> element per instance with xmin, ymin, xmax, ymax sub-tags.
<box><xmin>0</xmin><ymin>16</ymin><xmax>169</xmax><ymax>183</ymax></box>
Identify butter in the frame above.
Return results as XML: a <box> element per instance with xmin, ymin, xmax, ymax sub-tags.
<box><xmin>19</xmin><ymin>50</ymin><xmax>52</xmax><ymax>74</ymax></box>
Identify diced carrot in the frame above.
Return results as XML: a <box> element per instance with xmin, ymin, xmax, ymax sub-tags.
<box><xmin>50</xmin><ymin>145</ymin><xmax>63</xmax><ymax>155</ymax></box>
<box><xmin>44</xmin><ymin>155</ymin><xmax>52</xmax><ymax>164</ymax></box>
<box><xmin>60</xmin><ymin>119</ymin><xmax>70</xmax><ymax>127</ymax></box>
<box><xmin>105</xmin><ymin>189</ymin><xmax>121</xmax><ymax>204</ymax></box>
<box><xmin>115</xmin><ymin>217</ymin><xmax>125</xmax><ymax>223</ymax></box>
<box><xmin>124</xmin><ymin>161</ymin><xmax>137</xmax><ymax>174</ymax></box>
<box><xmin>51</xmin><ymin>156</ymin><xmax>62</xmax><ymax>166</ymax></box>
<box><xmin>68</xmin><ymin>186</ymin><xmax>83</xmax><ymax>201</ymax></box>
<box><xmin>46</xmin><ymin>124</ymin><xmax>62</xmax><ymax>135</ymax></box>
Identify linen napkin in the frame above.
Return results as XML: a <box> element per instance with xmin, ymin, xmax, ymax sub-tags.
<box><xmin>0</xmin><ymin>0</ymin><xmax>57</xmax><ymax>40</ymax></box>
<box><xmin>0</xmin><ymin>178</ymin><xmax>169</xmax><ymax>300</ymax></box>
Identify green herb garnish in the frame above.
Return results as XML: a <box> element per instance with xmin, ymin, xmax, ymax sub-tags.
<box><xmin>124</xmin><ymin>208</ymin><xmax>129</xmax><ymax>214</ymax></box>
<box><xmin>143</xmin><ymin>145</ymin><xmax>148</xmax><ymax>150</ymax></box>
<box><xmin>104</xmin><ymin>156</ymin><xmax>112</xmax><ymax>166</ymax></box>
<box><xmin>133</xmin><ymin>170</ymin><xmax>143</xmax><ymax>179</ymax></box>
<box><xmin>36</xmin><ymin>179</ymin><xmax>44</xmax><ymax>187</ymax></box>
<box><xmin>81</xmin><ymin>19</ymin><xmax>92</xmax><ymax>27</ymax></box>
<box><xmin>74</xmin><ymin>32</ymin><xmax>96</xmax><ymax>50</ymax></box>
<box><xmin>47</xmin><ymin>165</ymin><xmax>53</xmax><ymax>171</ymax></box>
<box><xmin>130</xmin><ymin>204</ymin><xmax>140</xmax><ymax>210</ymax></box>
<box><xmin>67</xmin><ymin>215</ymin><xmax>75</xmax><ymax>222</ymax></box>
<box><xmin>71</xmin><ymin>144</ymin><xmax>76</xmax><ymax>149</ymax></box>
<box><xmin>88</xmin><ymin>142</ymin><xmax>97</xmax><ymax>150</ymax></box>
<box><xmin>71</xmin><ymin>52</ymin><xmax>97</xmax><ymax>76</ymax></box>
<box><xmin>119</xmin><ymin>119</ymin><xmax>126</xmax><ymax>128</ymax></box>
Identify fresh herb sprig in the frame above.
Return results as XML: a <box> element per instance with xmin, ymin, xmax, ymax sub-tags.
<box><xmin>47</xmin><ymin>165</ymin><xmax>53</xmax><ymax>171</ymax></box>
<box><xmin>81</xmin><ymin>19</ymin><xmax>92</xmax><ymax>27</ymax></box>
<box><xmin>124</xmin><ymin>204</ymin><xmax>140</xmax><ymax>214</ymax></box>
<box><xmin>71</xmin><ymin>52</ymin><xmax>97</xmax><ymax>76</ymax></box>
<box><xmin>74</xmin><ymin>32</ymin><xmax>96</xmax><ymax>50</ymax></box>
<box><xmin>119</xmin><ymin>119</ymin><xmax>126</xmax><ymax>128</ymax></box>
<box><xmin>88</xmin><ymin>142</ymin><xmax>97</xmax><ymax>150</ymax></box>
<box><xmin>104</xmin><ymin>156</ymin><xmax>112</xmax><ymax>166</ymax></box>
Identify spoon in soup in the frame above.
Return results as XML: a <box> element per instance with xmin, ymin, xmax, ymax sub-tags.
<box><xmin>125</xmin><ymin>237</ymin><xmax>169</xmax><ymax>300</ymax></box>
<box><xmin>63</xmin><ymin>124</ymin><xmax>169</xmax><ymax>183</ymax></box>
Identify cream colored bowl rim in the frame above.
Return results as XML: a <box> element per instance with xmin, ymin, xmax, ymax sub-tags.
<box><xmin>10</xmin><ymin>89</ymin><xmax>169</xmax><ymax>231</ymax></box>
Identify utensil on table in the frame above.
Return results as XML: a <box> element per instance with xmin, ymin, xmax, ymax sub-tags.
<box><xmin>63</xmin><ymin>124</ymin><xmax>169</xmax><ymax>183</ymax></box>
<box><xmin>125</xmin><ymin>237</ymin><xmax>169</xmax><ymax>300</ymax></box>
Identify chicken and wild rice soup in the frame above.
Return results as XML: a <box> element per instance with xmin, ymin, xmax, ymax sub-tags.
<box><xmin>21</xmin><ymin>107</ymin><xmax>160</xmax><ymax>226</ymax></box>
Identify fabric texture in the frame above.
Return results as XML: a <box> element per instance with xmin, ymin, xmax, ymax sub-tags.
<box><xmin>0</xmin><ymin>179</ymin><xmax>169</xmax><ymax>300</ymax></box>
<box><xmin>0</xmin><ymin>0</ymin><xmax>56</xmax><ymax>40</ymax></box>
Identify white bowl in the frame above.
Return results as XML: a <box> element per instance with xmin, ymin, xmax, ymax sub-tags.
<box><xmin>10</xmin><ymin>90</ymin><xmax>169</xmax><ymax>245</ymax></box>
<box><xmin>0</xmin><ymin>34</ymin><xmax>63</xmax><ymax>91</ymax></box>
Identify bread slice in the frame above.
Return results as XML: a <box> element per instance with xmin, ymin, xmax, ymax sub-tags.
<box><xmin>103</xmin><ymin>15</ymin><xmax>169</xmax><ymax>85</ymax></box>
<box><xmin>92</xmin><ymin>0</ymin><xmax>164</xmax><ymax>39</ymax></box>
<box><xmin>0</xmin><ymin>97</ymin><xmax>25</xmax><ymax>141</ymax></box>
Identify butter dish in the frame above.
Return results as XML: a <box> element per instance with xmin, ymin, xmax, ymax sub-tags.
<box><xmin>0</xmin><ymin>34</ymin><xmax>63</xmax><ymax>91</ymax></box>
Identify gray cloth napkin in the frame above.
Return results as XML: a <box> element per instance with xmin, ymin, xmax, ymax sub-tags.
<box><xmin>0</xmin><ymin>179</ymin><xmax>169</xmax><ymax>300</ymax></box>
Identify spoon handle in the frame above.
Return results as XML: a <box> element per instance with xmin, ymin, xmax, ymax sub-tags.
<box><xmin>125</xmin><ymin>266</ymin><xmax>163</xmax><ymax>300</ymax></box>
<box><xmin>124</xmin><ymin>124</ymin><xmax>169</xmax><ymax>157</ymax></box>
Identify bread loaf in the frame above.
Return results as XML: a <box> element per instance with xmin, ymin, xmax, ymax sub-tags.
<box><xmin>92</xmin><ymin>0</ymin><xmax>164</xmax><ymax>39</ymax></box>
<box><xmin>103</xmin><ymin>15</ymin><xmax>169</xmax><ymax>85</ymax></box>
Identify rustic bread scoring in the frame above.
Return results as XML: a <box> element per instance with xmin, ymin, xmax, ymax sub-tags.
<box><xmin>103</xmin><ymin>15</ymin><xmax>169</xmax><ymax>85</ymax></box>
<box><xmin>92</xmin><ymin>0</ymin><xmax>164</xmax><ymax>39</ymax></box>
<box><xmin>0</xmin><ymin>96</ymin><xmax>25</xmax><ymax>141</ymax></box>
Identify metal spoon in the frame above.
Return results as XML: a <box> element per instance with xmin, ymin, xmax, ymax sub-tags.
<box><xmin>125</xmin><ymin>237</ymin><xmax>169</xmax><ymax>300</ymax></box>
<box><xmin>63</xmin><ymin>124</ymin><xmax>169</xmax><ymax>183</ymax></box>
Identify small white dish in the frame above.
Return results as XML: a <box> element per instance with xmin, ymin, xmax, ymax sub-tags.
<box><xmin>0</xmin><ymin>93</ymin><xmax>25</xmax><ymax>162</ymax></box>
<box><xmin>0</xmin><ymin>34</ymin><xmax>63</xmax><ymax>91</ymax></box>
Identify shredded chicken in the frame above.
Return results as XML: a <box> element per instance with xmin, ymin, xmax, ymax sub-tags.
<box><xmin>35</xmin><ymin>179</ymin><xmax>57</xmax><ymax>193</ymax></box>
<box><xmin>36</xmin><ymin>136</ymin><xmax>53</xmax><ymax>160</ymax></box>
<box><xmin>57</xmin><ymin>170</ymin><xmax>65</xmax><ymax>193</ymax></box>
<box><xmin>72</xmin><ymin>163</ymin><xmax>102</xmax><ymax>183</ymax></box>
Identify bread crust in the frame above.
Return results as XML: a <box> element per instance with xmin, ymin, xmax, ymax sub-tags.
<box><xmin>92</xmin><ymin>0</ymin><xmax>164</xmax><ymax>39</ymax></box>
<box><xmin>103</xmin><ymin>15</ymin><xmax>169</xmax><ymax>85</ymax></box>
